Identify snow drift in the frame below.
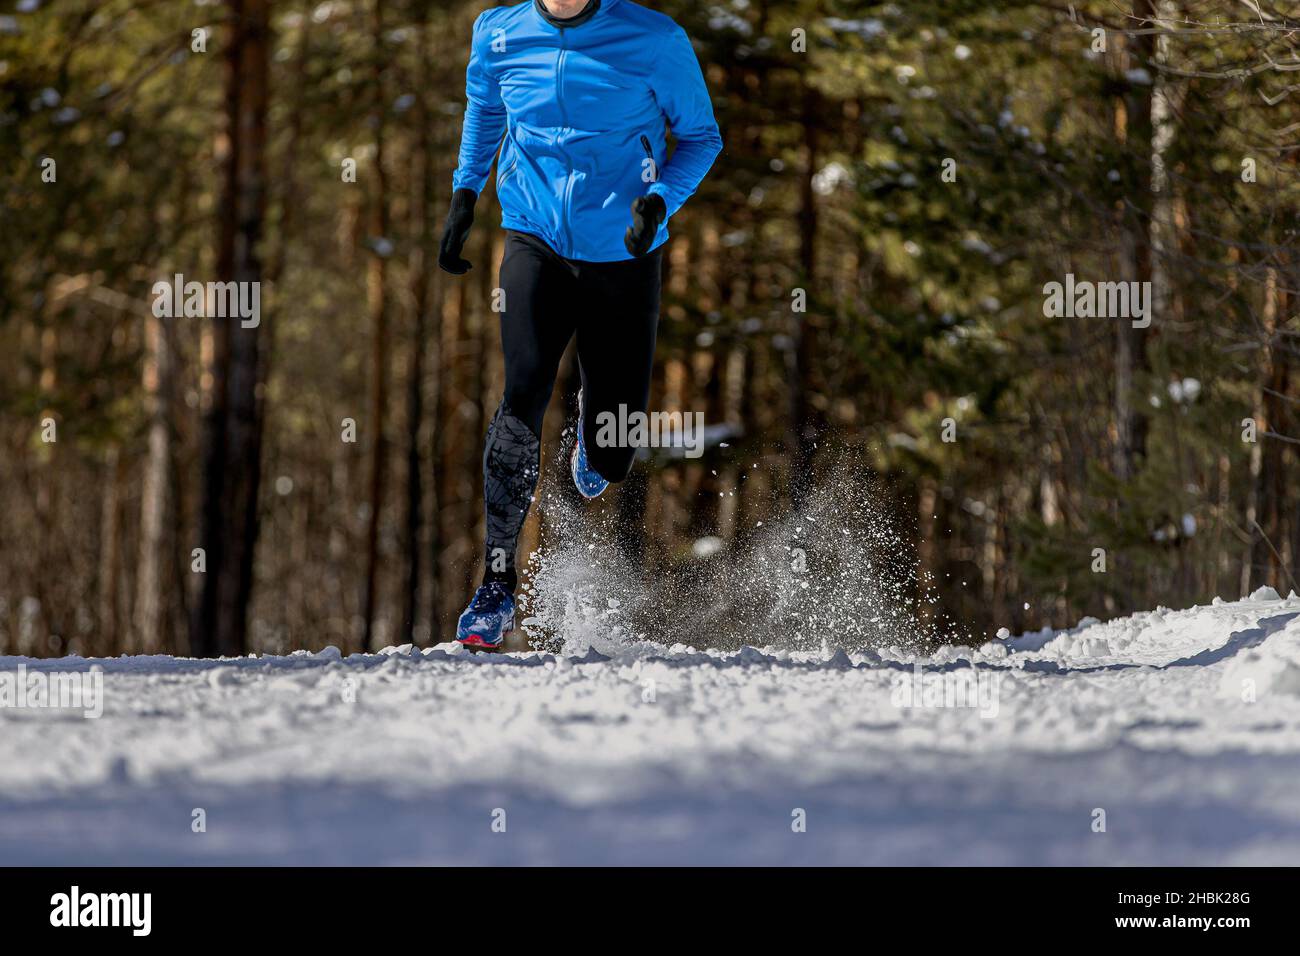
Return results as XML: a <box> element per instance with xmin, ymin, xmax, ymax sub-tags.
<box><xmin>2</xmin><ymin>589</ymin><xmax>1300</xmax><ymax>864</ymax></box>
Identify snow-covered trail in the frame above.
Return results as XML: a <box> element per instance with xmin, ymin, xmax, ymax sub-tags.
<box><xmin>3</xmin><ymin>590</ymin><xmax>1300</xmax><ymax>865</ymax></box>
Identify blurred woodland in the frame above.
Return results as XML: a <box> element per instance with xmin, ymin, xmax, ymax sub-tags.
<box><xmin>2</xmin><ymin>0</ymin><xmax>1299</xmax><ymax>657</ymax></box>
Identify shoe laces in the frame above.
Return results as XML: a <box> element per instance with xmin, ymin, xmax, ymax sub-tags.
<box><xmin>472</xmin><ymin>581</ymin><xmax>511</xmax><ymax>611</ymax></box>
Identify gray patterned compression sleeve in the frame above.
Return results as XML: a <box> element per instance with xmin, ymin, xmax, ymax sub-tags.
<box><xmin>481</xmin><ymin>403</ymin><xmax>541</xmax><ymax>592</ymax></box>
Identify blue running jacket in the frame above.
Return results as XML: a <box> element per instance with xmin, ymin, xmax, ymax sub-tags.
<box><xmin>452</xmin><ymin>0</ymin><xmax>723</xmax><ymax>262</ymax></box>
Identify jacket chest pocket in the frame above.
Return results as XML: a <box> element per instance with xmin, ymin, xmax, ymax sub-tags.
<box><xmin>562</xmin><ymin>58</ymin><xmax>651</xmax><ymax>129</ymax></box>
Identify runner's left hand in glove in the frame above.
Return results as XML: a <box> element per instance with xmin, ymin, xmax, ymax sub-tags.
<box><xmin>623</xmin><ymin>194</ymin><xmax>667</xmax><ymax>258</ymax></box>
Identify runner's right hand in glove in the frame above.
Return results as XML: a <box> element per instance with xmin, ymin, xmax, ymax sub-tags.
<box><xmin>438</xmin><ymin>188</ymin><xmax>478</xmax><ymax>275</ymax></box>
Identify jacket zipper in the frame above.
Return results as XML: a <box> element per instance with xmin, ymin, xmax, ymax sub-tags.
<box><xmin>556</xmin><ymin>29</ymin><xmax>575</xmax><ymax>253</ymax></box>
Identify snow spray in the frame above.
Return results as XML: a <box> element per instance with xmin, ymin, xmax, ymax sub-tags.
<box><xmin>516</xmin><ymin>438</ymin><xmax>952</xmax><ymax>657</ymax></box>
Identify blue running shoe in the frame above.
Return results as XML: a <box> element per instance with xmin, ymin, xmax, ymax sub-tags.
<box><xmin>455</xmin><ymin>581</ymin><xmax>515</xmax><ymax>651</ymax></box>
<box><xmin>571</xmin><ymin>391</ymin><xmax>609</xmax><ymax>499</ymax></box>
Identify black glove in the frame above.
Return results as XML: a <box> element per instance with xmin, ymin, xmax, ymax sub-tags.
<box><xmin>438</xmin><ymin>188</ymin><xmax>478</xmax><ymax>275</ymax></box>
<box><xmin>623</xmin><ymin>193</ymin><xmax>666</xmax><ymax>258</ymax></box>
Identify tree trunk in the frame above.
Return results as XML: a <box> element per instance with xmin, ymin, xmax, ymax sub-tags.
<box><xmin>98</xmin><ymin>446</ymin><xmax>124</xmax><ymax>655</ymax></box>
<box><xmin>432</xmin><ymin>273</ymin><xmax>464</xmax><ymax>635</ymax></box>
<box><xmin>402</xmin><ymin>5</ymin><xmax>435</xmax><ymax>645</ymax></box>
<box><xmin>361</xmin><ymin>0</ymin><xmax>391</xmax><ymax>653</ymax></box>
<box><xmin>788</xmin><ymin>79</ymin><xmax>821</xmax><ymax>508</ymax></box>
<box><xmin>1249</xmin><ymin>269</ymin><xmax>1288</xmax><ymax>589</ymax></box>
<box><xmin>192</xmin><ymin>0</ymin><xmax>271</xmax><ymax>658</ymax></box>
<box><xmin>463</xmin><ymin>229</ymin><xmax>496</xmax><ymax>598</ymax></box>
<box><xmin>1114</xmin><ymin>0</ymin><xmax>1158</xmax><ymax>482</ymax></box>
<box><xmin>133</xmin><ymin>310</ymin><xmax>176</xmax><ymax>654</ymax></box>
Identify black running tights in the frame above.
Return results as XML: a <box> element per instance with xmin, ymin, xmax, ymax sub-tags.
<box><xmin>481</xmin><ymin>230</ymin><xmax>663</xmax><ymax>590</ymax></box>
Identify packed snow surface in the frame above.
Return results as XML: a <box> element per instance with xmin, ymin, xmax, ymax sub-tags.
<box><xmin>3</xmin><ymin>590</ymin><xmax>1300</xmax><ymax>865</ymax></box>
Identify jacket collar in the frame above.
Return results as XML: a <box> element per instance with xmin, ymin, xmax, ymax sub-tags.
<box><xmin>534</xmin><ymin>0</ymin><xmax>602</xmax><ymax>29</ymax></box>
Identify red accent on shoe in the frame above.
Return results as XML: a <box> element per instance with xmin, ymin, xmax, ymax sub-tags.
<box><xmin>458</xmin><ymin>633</ymin><xmax>502</xmax><ymax>649</ymax></box>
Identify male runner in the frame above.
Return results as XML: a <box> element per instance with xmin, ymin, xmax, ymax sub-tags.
<box><xmin>439</xmin><ymin>0</ymin><xmax>722</xmax><ymax>650</ymax></box>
